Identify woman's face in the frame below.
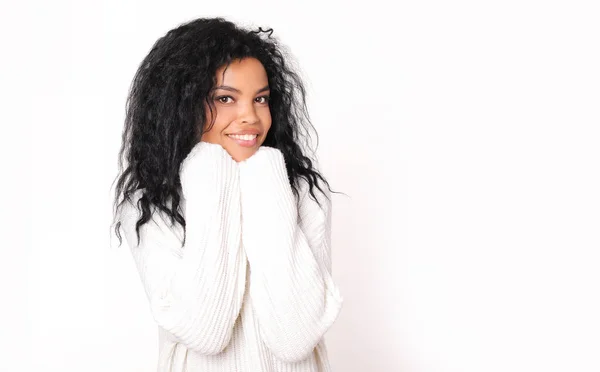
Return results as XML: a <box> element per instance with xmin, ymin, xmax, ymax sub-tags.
<box><xmin>201</xmin><ymin>57</ymin><xmax>272</xmax><ymax>162</ymax></box>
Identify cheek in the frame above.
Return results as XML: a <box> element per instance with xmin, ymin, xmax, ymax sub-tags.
<box><xmin>260</xmin><ymin>109</ymin><xmax>272</xmax><ymax>126</ymax></box>
<box><xmin>203</xmin><ymin>107</ymin><xmax>230</xmax><ymax>133</ymax></box>
<box><xmin>204</xmin><ymin>102</ymin><xmax>230</xmax><ymax>126</ymax></box>
<box><xmin>200</xmin><ymin>116</ymin><xmax>229</xmax><ymax>143</ymax></box>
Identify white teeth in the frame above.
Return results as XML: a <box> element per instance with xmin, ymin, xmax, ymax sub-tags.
<box><xmin>229</xmin><ymin>134</ymin><xmax>257</xmax><ymax>140</ymax></box>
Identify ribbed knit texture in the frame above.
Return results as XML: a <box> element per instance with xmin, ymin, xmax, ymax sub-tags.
<box><xmin>120</xmin><ymin>141</ymin><xmax>343</xmax><ymax>372</ymax></box>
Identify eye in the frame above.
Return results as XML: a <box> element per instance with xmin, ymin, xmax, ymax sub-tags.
<box><xmin>256</xmin><ymin>95</ymin><xmax>270</xmax><ymax>104</ymax></box>
<box><xmin>216</xmin><ymin>95</ymin><xmax>233</xmax><ymax>104</ymax></box>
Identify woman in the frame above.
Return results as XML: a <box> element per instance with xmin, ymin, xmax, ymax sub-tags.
<box><xmin>112</xmin><ymin>17</ymin><xmax>344</xmax><ymax>372</ymax></box>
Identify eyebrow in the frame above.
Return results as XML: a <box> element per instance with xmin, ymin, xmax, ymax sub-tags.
<box><xmin>214</xmin><ymin>85</ymin><xmax>270</xmax><ymax>94</ymax></box>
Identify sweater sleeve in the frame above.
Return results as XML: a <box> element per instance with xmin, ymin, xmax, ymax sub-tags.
<box><xmin>238</xmin><ymin>146</ymin><xmax>343</xmax><ymax>363</ymax></box>
<box><xmin>119</xmin><ymin>141</ymin><xmax>246</xmax><ymax>355</ymax></box>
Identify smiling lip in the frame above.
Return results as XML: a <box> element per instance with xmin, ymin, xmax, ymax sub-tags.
<box><xmin>227</xmin><ymin>133</ymin><xmax>258</xmax><ymax>147</ymax></box>
<box><xmin>228</xmin><ymin>129</ymin><xmax>260</xmax><ymax>135</ymax></box>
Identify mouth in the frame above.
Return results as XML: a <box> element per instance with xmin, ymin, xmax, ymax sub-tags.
<box><xmin>226</xmin><ymin>133</ymin><xmax>258</xmax><ymax>148</ymax></box>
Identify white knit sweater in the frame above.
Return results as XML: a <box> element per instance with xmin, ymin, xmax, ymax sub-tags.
<box><xmin>119</xmin><ymin>141</ymin><xmax>344</xmax><ymax>372</ymax></box>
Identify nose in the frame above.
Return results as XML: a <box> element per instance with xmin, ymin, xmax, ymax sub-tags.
<box><xmin>238</xmin><ymin>101</ymin><xmax>259</xmax><ymax>124</ymax></box>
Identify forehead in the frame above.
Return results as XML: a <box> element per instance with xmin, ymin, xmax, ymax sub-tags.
<box><xmin>215</xmin><ymin>58</ymin><xmax>268</xmax><ymax>87</ymax></box>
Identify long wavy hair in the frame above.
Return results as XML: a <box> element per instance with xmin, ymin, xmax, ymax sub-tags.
<box><xmin>111</xmin><ymin>17</ymin><xmax>342</xmax><ymax>248</ymax></box>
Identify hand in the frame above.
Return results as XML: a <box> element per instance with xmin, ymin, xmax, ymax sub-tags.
<box><xmin>193</xmin><ymin>139</ymin><xmax>249</xmax><ymax>163</ymax></box>
<box><xmin>195</xmin><ymin>141</ymin><xmax>240</xmax><ymax>162</ymax></box>
<box><xmin>239</xmin><ymin>145</ymin><xmax>283</xmax><ymax>165</ymax></box>
<box><xmin>180</xmin><ymin>141</ymin><xmax>238</xmax><ymax>184</ymax></box>
<box><xmin>238</xmin><ymin>145</ymin><xmax>291</xmax><ymax>203</ymax></box>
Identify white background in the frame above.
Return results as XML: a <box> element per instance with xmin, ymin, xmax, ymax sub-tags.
<box><xmin>3</xmin><ymin>0</ymin><xmax>599</xmax><ymax>371</ymax></box>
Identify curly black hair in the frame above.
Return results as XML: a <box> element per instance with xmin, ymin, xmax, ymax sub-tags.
<box><xmin>111</xmin><ymin>16</ymin><xmax>342</xmax><ymax>248</ymax></box>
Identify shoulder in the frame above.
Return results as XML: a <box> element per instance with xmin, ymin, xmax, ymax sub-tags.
<box><xmin>298</xmin><ymin>177</ymin><xmax>331</xmax><ymax>208</ymax></box>
<box><xmin>297</xmin><ymin>177</ymin><xmax>332</xmax><ymax>225</ymax></box>
<box><xmin>118</xmin><ymin>189</ymin><xmax>185</xmax><ymax>254</ymax></box>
